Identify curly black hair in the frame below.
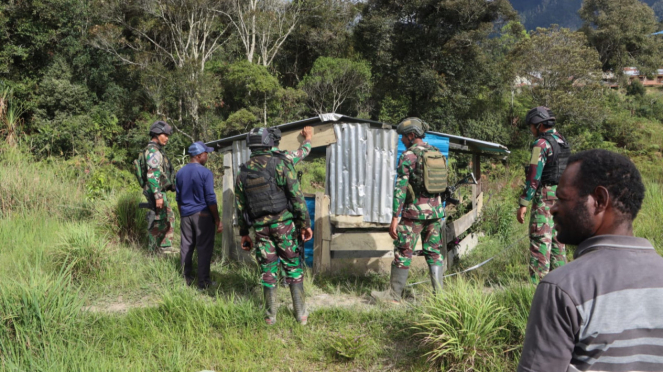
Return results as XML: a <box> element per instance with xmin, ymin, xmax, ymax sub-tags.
<box><xmin>568</xmin><ymin>149</ymin><xmax>645</xmax><ymax>220</ymax></box>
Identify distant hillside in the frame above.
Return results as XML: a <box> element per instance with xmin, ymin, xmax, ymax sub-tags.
<box><xmin>511</xmin><ymin>0</ymin><xmax>663</xmax><ymax>31</ymax></box>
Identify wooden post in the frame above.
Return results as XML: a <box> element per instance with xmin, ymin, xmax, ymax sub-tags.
<box><xmin>473</xmin><ymin>153</ymin><xmax>482</xmax><ymax>194</ymax></box>
<box><xmin>222</xmin><ymin>152</ymin><xmax>235</xmax><ymax>260</ymax></box>
<box><xmin>313</xmin><ymin>193</ymin><xmax>331</xmax><ymax>274</ymax></box>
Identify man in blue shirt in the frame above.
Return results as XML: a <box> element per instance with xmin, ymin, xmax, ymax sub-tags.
<box><xmin>176</xmin><ymin>141</ymin><xmax>222</xmax><ymax>289</ymax></box>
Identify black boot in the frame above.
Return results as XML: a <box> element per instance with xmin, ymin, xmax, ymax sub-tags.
<box><xmin>290</xmin><ymin>282</ymin><xmax>308</xmax><ymax>325</ymax></box>
<box><xmin>372</xmin><ymin>266</ymin><xmax>409</xmax><ymax>303</ymax></box>
<box><xmin>263</xmin><ymin>286</ymin><xmax>277</xmax><ymax>325</ymax></box>
<box><xmin>428</xmin><ymin>264</ymin><xmax>444</xmax><ymax>295</ymax></box>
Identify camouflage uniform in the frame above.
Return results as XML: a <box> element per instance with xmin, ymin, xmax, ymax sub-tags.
<box><xmin>235</xmin><ymin>150</ymin><xmax>310</xmax><ymax>288</ymax></box>
<box><xmin>144</xmin><ymin>142</ymin><xmax>176</xmax><ymax>254</ymax></box>
<box><xmin>520</xmin><ymin>128</ymin><xmax>567</xmax><ymax>282</ymax></box>
<box><xmin>392</xmin><ymin>143</ymin><xmax>445</xmax><ymax>269</ymax></box>
<box><xmin>271</xmin><ymin>139</ymin><xmax>311</xmax><ymax>165</ymax></box>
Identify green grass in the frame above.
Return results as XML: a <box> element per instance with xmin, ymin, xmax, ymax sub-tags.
<box><xmin>1</xmin><ymin>145</ymin><xmax>662</xmax><ymax>371</ymax></box>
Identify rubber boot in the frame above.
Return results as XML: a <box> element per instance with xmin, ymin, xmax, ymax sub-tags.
<box><xmin>289</xmin><ymin>282</ymin><xmax>308</xmax><ymax>325</ymax></box>
<box><xmin>263</xmin><ymin>286</ymin><xmax>277</xmax><ymax>325</ymax></box>
<box><xmin>371</xmin><ymin>266</ymin><xmax>409</xmax><ymax>303</ymax></box>
<box><xmin>428</xmin><ymin>264</ymin><xmax>444</xmax><ymax>295</ymax></box>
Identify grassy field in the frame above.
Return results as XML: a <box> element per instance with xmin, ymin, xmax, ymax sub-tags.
<box><xmin>0</xmin><ymin>144</ymin><xmax>661</xmax><ymax>371</ymax></box>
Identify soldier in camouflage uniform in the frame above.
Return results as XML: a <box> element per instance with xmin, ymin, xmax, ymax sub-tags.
<box><xmin>517</xmin><ymin>107</ymin><xmax>571</xmax><ymax>283</ymax></box>
<box><xmin>236</xmin><ymin>128</ymin><xmax>313</xmax><ymax>325</ymax></box>
<box><xmin>372</xmin><ymin>118</ymin><xmax>446</xmax><ymax>303</ymax></box>
<box><xmin>270</xmin><ymin>126</ymin><xmax>314</xmax><ymax>165</ymax></box>
<box><xmin>144</xmin><ymin>121</ymin><xmax>177</xmax><ymax>255</ymax></box>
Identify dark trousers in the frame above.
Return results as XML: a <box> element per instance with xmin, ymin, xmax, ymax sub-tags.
<box><xmin>180</xmin><ymin>211</ymin><xmax>215</xmax><ymax>287</ymax></box>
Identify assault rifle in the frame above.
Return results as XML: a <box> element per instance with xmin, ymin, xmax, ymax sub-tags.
<box><xmin>444</xmin><ymin>172</ymin><xmax>478</xmax><ymax>206</ymax></box>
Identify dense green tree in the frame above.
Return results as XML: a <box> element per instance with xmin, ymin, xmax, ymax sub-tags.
<box><xmin>298</xmin><ymin>57</ymin><xmax>371</xmax><ymax>115</ymax></box>
<box><xmin>510</xmin><ymin>26</ymin><xmax>606</xmax><ymax>132</ymax></box>
<box><xmin>354</xmin><ymin>0</ymin><xmax>518</xmax><ymax>136</ymax></box>
<box><xmin>580</xmin><ymin>0</ymin><xmax>663</xmax><ymax>75</ymax></box>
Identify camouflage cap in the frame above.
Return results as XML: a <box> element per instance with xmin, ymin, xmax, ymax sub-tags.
<box><xmin>247</xmin><ymin>127</ymin><xmax>275</xmax><ymax>149</ymax></box>
<box><xmin>525</xmin><ymin>106</ymin><xmax>556</xmax><ymax>127</ymax></box>
<box><xmin>149</xmin><ymin>120</ymin><xmax>173</xmax><ymax>135</ymax></box>
<box><xmin>396</xmin><ymin>117</ymin><xmax>429</xmax><ymax>137</ymax></box>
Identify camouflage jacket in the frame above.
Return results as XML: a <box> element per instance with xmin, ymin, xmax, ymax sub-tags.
<box><xmin>145</xmin><ymin>142</ymin><xmax>174</xmax><ymax>200</ymax></box>
<box><xmin>235</xmin><ymin>150</ymin><xmax>311</xmax><ymax>236</ymax></box>
<box><xmin>270</xmin><ymin>139</ymin><xmax>311</xmax><ymax>165</ymax></box>
<box><xmin>519</xmin><ymin>128</ymin><xmax>566</xmax><ymax>207</ymax></box>
<box><xmin>393</xmin><ymin>143</ymin><xmax>445</xmax><ymax>220</ymax></box>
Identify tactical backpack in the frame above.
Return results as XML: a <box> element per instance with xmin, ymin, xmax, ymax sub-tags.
<box><xmin>409</xmin><ymin>146</ymin><xmax>448</xmax><ymax>194</ymax></box>
<box><xmin>132</xmin><ymin>143</ymin><xmax>175</xmax><ymax>190</ymax></box>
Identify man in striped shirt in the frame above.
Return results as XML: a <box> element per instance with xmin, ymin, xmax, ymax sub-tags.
<box><xmin>518</xmin><ymin>149</ymin><xmax>663</xmax><ymax>372</ymax></box>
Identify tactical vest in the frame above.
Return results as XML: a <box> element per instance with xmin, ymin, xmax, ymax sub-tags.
<box><xmin>409</xmin><ymin>146</ymin><xmax>448</xmax><ymax>194</ymax></box>
<box><xmin>540</xmin><ymin>133</ymin><xmax>571</xmax><ymax>186</ymax></box>
<box><xmin>132</xmin><ymin>142</ymin><xmax>175</xmax><ymax>190</ymax></box>
<box><xmin>239</xmin><ymin>155</ymin><xmax>289</xmax><ymax>220</ymax></box>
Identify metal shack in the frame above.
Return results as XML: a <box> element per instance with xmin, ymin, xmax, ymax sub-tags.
<box><xmin>206</xmin><ymin>114</ymin><xmax>509</xmax><ymax>274</ymax></box>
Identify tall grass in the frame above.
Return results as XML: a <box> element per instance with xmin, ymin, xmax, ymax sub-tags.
<box><xmin>635</xmin><ymin>180</ymin><xmax>663</xmax><ymax>252</ymax></box>
<box><xmin>0</xmin><ymin>146</ymin><xmax>89</xmax><ymax>219</ymax></box>
<box><xmin>50</xmin><ymin>224</ymin><xmax>110</xmax><ymax>282</ymax></box>
<box><xmin>413</xmin><ymin>278</ymin><xmax>513</xmax><ymax>371</ymax></box>
<box><xmin>0</xmin><ymin>270</ymin><xmax>85</xmax><ymax>370</ymax></box>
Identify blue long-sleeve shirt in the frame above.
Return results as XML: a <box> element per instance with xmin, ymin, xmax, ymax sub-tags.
<box><xmin>175</xmin><ymin>163</ymin><xmax>217</xmax><ymax>217</ymax></box>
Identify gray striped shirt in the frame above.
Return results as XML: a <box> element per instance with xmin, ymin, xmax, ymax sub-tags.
<box><xmin>518</xmin><ymin>235</ymin><xmax>663</xmax><ymax>372</ymax></box>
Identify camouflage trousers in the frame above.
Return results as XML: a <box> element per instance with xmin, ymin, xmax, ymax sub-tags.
<box><xmin>529</xmin><ymin>185</ymin><xmax>566</xmax><ymax>283</ymax></box>
<box><xmin>393</xmin><ymin>218</ymin><xmax>444</xmax><ymax>269</ymax></box>
<box><xmin>254</xmin><ymin>219</ymin><xmax>303</xmax><ymax>288</ymax></box>
<box><xmin>146</xmin><ymin>194</ymin><xmax>175</xmax><ymax>254</ymax></box>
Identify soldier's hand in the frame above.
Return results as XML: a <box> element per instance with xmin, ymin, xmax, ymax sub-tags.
<box><xmin>216</xmin><ymin>220</ymin><xmax>223</xmax><ymax>234</ymax></box>
<box><xmin>241</xmin><ymin>235</ymin><xmax>253</xmax><ymax>251</ymax></box>
<box><xmin>517</xmin><ymin>206</ymin><xmax>527</xmax><ymax>224</ymax></box>
<box><xmin>301</xmin><ymin>126</ymin><xmax>313</xmax><ymax>141</ymax></box>
<box><xmin>301</xmin><ymin>228</ymin><xmax>313</xmax><ymax>242</ymax></box>
<box><xmin>155</xmin><ymin>198</ymin><xmax>164</xmax><ymax>210</ymax></box>
<box><xmin>389</xmin><ymin>217</ymin><xmax>399</xmax><ymax>240</ymax></box>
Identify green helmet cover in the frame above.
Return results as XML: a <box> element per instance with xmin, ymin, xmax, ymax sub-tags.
<box><xmin>396</xmin><ymin>117</ymin><xmax>429</xmax><ymax>137</ymax></box>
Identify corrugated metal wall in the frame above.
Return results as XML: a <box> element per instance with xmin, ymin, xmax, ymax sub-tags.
<box><xmin>364</xmin><ymin>128</ymin><xmax>399</xmax><ymax>223</ymax></box>
<box><xmin>328</xmin><ymin>123</ymin><xmax>367</xmax><ymax>216</ymax></box>
<box><xmin>328</xmin><ymin>123</ymin><xmax>398</xmax><ymax>223</ymax></box>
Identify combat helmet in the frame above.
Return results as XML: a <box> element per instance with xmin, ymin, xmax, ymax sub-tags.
<box><xmin>525</xmin><ymin>106</ymin><xmax>556</xmax><ymax>127</ymax></box>
<box><xmin>270</xmin><ymin>127</ymin><xmax>282</xmax><ymax>146</ymax></box>
<box><xmin>149</xmin><ymin>120</ymin><xmax>173</xmax><ymax>137</ymax></box>
<box><xmin>247</xmin><ymin>127</ymin><xmax>275</xmax><ymax>149</ymax></box>
<box><xmin>396</xmin><ymin>117</ymin><xmax>429</xmax><ymax>138</ymax></box>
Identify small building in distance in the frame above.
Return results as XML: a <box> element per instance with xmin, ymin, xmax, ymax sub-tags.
<box><xmin>206</xmin><ymin>114</ymin><xmax>510</xmax><ymax>274</ymax></box>
<box><xmin>603</xmin><ymin>67</ymin><xmax>663</xmax><ymax>88</ymax></box>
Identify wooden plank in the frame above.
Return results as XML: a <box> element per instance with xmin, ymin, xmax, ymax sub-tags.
<box><xmin>330</xmin><ymin>230</ymin><xmax>422</xmax><ymax>252</ymax></box>
<box><xmin>221</xmin><ymin>152</ymin><xmax>235</xmax><ymax>261</ymax></box>
<box><xmin>330</xmin><ymin>214</ymin><xmax>390</xmax><ymax>229</ymax></box>
<box><xmin>313</xmin><ymin>193</ymin><xmax>324</xmax><ymax>273</ymax></box>
<box><xmin>330</xmin><ymin>250</ymin><xmax>392</xmax><ymax>259</ymax></box>
<box><xmin>321</xmin><ymin>195</ymin><xmax>332</xmax><ymax>242</ymax></box>
<box><xmin>476</xmin><ymin>192</ymin><xmax>484</xmax><ymax>215</ymax></box>
<box><xmin>278</xmin><ymin>123</ymin><xmax>337</xmax><ymax>151</ymax></box>
<box><xmin>314</xmin><ymin>193</ymin><xmax>332</xmax><ymax>273</ymax></box>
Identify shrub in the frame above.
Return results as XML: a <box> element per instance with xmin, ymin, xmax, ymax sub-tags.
<box><xmin>330</xmin><ymin>332</ymin><xmax>371</xmax><ymax>361</ymax></box>
<box><xmin>50</xmin><ymin>224</ymin><xmax>109</xmax><ymax>281</ymax></box>
<box><xmin>413</xmin><ymin>279</ymin><xmax>511</xmax><ymax>371</ymax></box>
<box><xmin>97</xmin><ymin>190</ymin><xmax>149</xmax><ymax>245</ymax></box>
